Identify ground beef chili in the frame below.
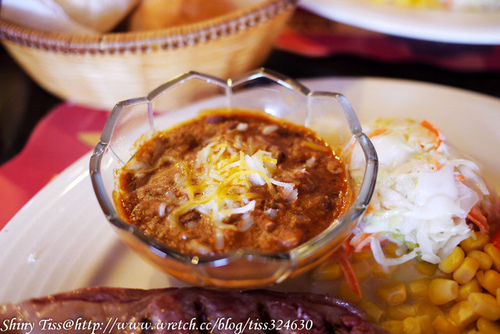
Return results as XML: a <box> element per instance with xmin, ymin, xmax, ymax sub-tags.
<box><xmin>114</xmin><ymin>108</ymin><xmax>350</xmax><ymax>256</ymax></box>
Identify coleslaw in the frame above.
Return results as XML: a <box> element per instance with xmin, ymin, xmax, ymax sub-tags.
<box><xmin>349</xmin><ymin>118</ymin><xmax>499</xmax><ymax>266</ymax></box>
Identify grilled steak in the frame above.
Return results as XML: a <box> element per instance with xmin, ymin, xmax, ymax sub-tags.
<box><xmin>0</xmin><ymin>287</ymin><xmax>387</xmax><ymax>333</ymax></box>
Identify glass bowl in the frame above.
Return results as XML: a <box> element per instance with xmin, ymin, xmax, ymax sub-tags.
<box><xmin>89</xmin><ymin>68</ymin><xmax>378</xmax><ymax>288</ymax></box>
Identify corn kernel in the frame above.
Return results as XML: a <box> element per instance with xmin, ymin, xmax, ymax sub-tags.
<box><xmin>372</xmin><ymin>262</ymin><xmax>393</xmax><ymax>279</ymax></box>
<box><xmin>468</xmin><ymin>292</ymin><xmax>500</xmax><ymax>321</ymax></box>
<box><xmin>453</xmin><ymin>256</ymin><xmax>480</xmax><ymax>284</ymax></box>
<box><xmin>408</xmin><ymin>278</ymin><xmax>431</xmax><ymax>300</ymax></box>
<box><xmin>351</xmin><ymin>249</ymin><xmax>374</xmax><ymax>261</ymax></box>
<box><xmin>415</xmin><ymin>261</ymin><xmax>437</xmax><ymax>276</ymax></box>
<box><xmin>447</xmin><ymin>300</ymin><xmax>479</xmax><ymax>328</ymax></box>
<box><xmin>460</xmin><ymin>231</ymin><xmax>490</xmax><ymax>253</ymax></box>
<box><xmin>414</xmin><ymin>300</ymin><xmax>444</xmax><ymax>320</ymax></box>
<box><xmin>457</xmin><ymin>278</ymin><xmax>482</xmax><ymax>301</ymax></box>
<box><xmin>311</xmin><ymin>262</ymin><xmax>343</xmax><ymax>281</ymax></box>
<box><xmin>402</xmin><ymin>317</ymin><xmax>421</xmax><ymax>334</ymax></box>
<box><xmin>376</xmin><ymin>281</ymin><xmax>408</xmax><ymax>306</ymax></box>
<box><xmin>415</xmin><ymin>315</ymin><xmax>434</xmax><ymax>334</ymax></box>
<box><xmin>385</xmin><ymin>242</ymin><xmax>405</xmax><ymax>258</ymax></box>
<box><xmin>386</xmin><ymin>303</ymin><xmax>416</xmax><ymax>320</ymax></box>
<box><xmin>338</xmin><ymin>280</ymin><xmax>362</xmax><ymax>303</ymax></box>
<box><xmin>428</xmin><ymin>278</ymin><xmax>458</xmax><ymax>305</ymax></box>
<box><xmin>380</xmin><ymin>320</ymin><xmax>404</xmax><ymax>334</ymax></box>
<box><xmin>439</xmin><ymin>246</ymin><xmax>465</xmax><ymax>274</ymax></box>
<box><xmin>353</xmin><ymin>260</ymin><xmax>372</xmax><ymax>282</ymax></box>
<box><xmin>432</xmin><ymin>315</ymin><xmax>460</xmax><ymax>334</ymax></box>
<box><xmin>467</xmin><ymin>250</ymin><xmax>493</xmax><ymax>271</ymax></box>
<box><xmin>462</xmin><ymin>329</ymin><xmax>480</xmax><ymax>334</ymax></box>
<box><xmin>484</xmin><ymin>243</ymin><xmax>500</xmax><ymax>271</ymax></box>
<box><xmin>360</xmin><ymin>300</ymin><xmax>385</xmax><ymax>323</ymax></box>
<box><xmin>476</xmin><ymin>270</ymin><xmax>485</xmax><ymax>285</ymax></box>
<box><xmin>476</xmin><ymin>317</ymin><xmax>500</xmax><ymax>334</ymax></box>
<box><xmin>480</xmin><ymin>270</ymin><xmax>500</xmax><ymax>295</ymax></box>
<box><xmin>463</xmin><ymin>328</ymin><xmax>481</xmax><ymax>334</ymax></box>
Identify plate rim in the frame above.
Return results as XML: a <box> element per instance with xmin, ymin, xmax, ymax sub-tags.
<box><xmin>301</xmin><ymin>0</ymin><xmax>500</xmax><ymax>44</ymax></box>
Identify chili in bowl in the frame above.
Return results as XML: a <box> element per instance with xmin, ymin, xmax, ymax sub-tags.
<box><xmin>89</xmin><ymin>68</ymin><xmax>378</xmax><ymax>288</ymax></box>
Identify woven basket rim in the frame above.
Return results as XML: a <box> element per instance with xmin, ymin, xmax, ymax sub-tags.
<box><xmin>0</xmin><ymin>0</ymin><xmax>296</xmax><ymax>54</ymax></box>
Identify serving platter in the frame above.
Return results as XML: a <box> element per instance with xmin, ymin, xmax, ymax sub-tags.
<box><xmin>301</xmin><ymin>0</ymin><xmax>500</xmax><ymax>44</ymax></box>
<box><xmin>1</xmin><ymin>77</ymin><xmax>499</xmax><ymax>304</ymax></box>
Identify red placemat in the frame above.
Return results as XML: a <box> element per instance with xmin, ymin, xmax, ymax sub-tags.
<box><xmin>0</xmin><ymin>103</ymin><xmax>108</xmax><ymax>228</ymax></box>
<box><xmin>276</xmin><ymin>9</ymin><xmax>500</xmax><ymax>72</ymax></box>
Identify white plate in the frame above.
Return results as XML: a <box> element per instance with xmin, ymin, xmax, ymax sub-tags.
<box><xmin>1</xmin><ymin>77</ymin><xmax>500</xmax><ymax>304</ymax></box>
<box><xmin>301</xmin><ymin>0</ymin><xmax>500</xmax><ymax>44</ymax></box>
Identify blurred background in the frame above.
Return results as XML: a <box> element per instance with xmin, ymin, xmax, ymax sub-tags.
<box><xmin>1</xmin><ymin>3</ymin><xmax>500</xmax><ymax>165</ymax></box>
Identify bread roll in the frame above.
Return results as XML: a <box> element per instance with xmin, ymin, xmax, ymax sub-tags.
<box><xmin>128</xmin><ymin>0</ymin><xmax>255</xmax><ymax>31</ymax></box>
<box><xmin>53</xmin><ymin>0</ymin><xmax>140</xmax><ymax>32</ymax></box>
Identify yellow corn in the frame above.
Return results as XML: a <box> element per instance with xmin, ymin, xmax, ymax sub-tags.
<box><xmin>338</xmin><ymin>280</ymin><xmax>362</xmax><ymax>303</ymax></box>
<box><xmin>476</xmin><ymin>317</ymin><xmax>500</xmax><ymax>334</ymax></box>
<box><xmin>351</xmin><ymin>249</ymin><xmax>374</xmax><ymax>261</ymax></box>
<box><xmin>360</xmin><ymin>300</ymin><xmax>385</xmax><ymax>323</ymax></box>
<box><xmin>402</xmin><ymin>317</ymin><xmax>421</xmax><ymax>334</ymax></box>
<box><xmin>385</xmin><ymin>242</ymin><xmax>405</xmax><ymax>258</ymax></box>
<box><xmin>415</xmin><ymin>261</ymin><xmax>437</xmax><ymax>276</ymax></box>
<box><xmin>439</xmin><ymin>246</ymin><xmax>465</xmax><ymax>274</ymax></box>
<box><xmin>414</xmin><ymin>300</ymin><xmax>445</xmax><ymax>320</ymax></box>
<box><xmin>462</xmin><ymin>329</ymin><xmax>480</xmax><ymax>334</ymax></box>
<box><xmin>415</xmin><ymin>315</ymin><xmax>434</xmax><ymax>334</ymax></box>
<box><xmin>447</xmin><ymin>300</ymin><xmax>479</xmax><ymax>328</ymax></box>
<box><xmin>386</xmin><ymin>303</ymin><xmax>416</xmax><ymax>320</ymax></box>
<box><xmin>468</xmin><ymin>292</ymin><xmax>500</xmax><ymax>321</ymax></box>
<box><xmin>428</xmin><ymin>278</ymin><xmax>458</xmax><ymax>305</ymax></box>
<box><xmin>453</xmin><ymin>256</ymin><xmax>480</xmax><ymax>284</ymax></box>
<box><xmin>311</xmin><ymin>262</ymin><xmax>343</xmax><ymax>280</ymax></box>
<box><xmin>372</xmin><ymin>262</ymin><xmax>393</xmax><ymax>279</ymax></box>
<box><xmin>460</xmin><ymin>231</ymin><xmax>490</xmax><ymax>253</ymax></box>
<box><xmin>432</xmin><ymin>315</ymin><xmax>460</xmax><ymax>334</ymax></box>
<box><xmin>476</xmin><ymin>270</ymin><xmax>485</xmax><ymax>285</ymax></box>
<box><xmin>480</xmin><ymin>269</ymin><xmax>500</xmax><ymax>295</ymax></box>
<box><xmin>376</xmin><ymin>281</ymin><xmax>407</xmax><ymax>306</ymax></box>
<box><xmin>353</xmin><ymin>260</ymin><xmax>372</xmax><ymax>282</ymax></box>
<box><xmin>457</xmin><ymin>278</ymin><xmax>482</xmax><ymax>301</ymax></box>
<box><xmin>484</xmin><ymin>243</ymin><xmax>500</xmax><ymax>271</ymax></box>
<box><xmin>380</xmin><ymin>320</ymin><xmax>404</xmax><ymax>334</ymax></box>
<box><xmin>408</xmin><ymin>278</ymin><xmax>431</xmax><ymax>300</ymax></box>
<box><xmin>467</xmin><ymin>250</ymin><xmax>493</xmax><ymax>271</ymax></box>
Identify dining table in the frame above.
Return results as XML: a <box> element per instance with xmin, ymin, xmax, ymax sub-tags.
<box><xmin>2</xmin><ymin>9</ymin><xmax>500</xmax><ymax>333</ymax></box>
<box><xmin>1</xmin><ymin>7</ymin><xmax>500</xmax><ymax>230</ymax></box>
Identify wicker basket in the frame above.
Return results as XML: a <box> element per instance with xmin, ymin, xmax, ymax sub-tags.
<box><xmin>0</xmin><ymin>0</ymin><xmax>297</xmax><ymax>110</ymax></box>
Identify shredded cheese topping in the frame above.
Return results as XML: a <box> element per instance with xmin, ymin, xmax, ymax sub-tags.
<box><xmin>167</xmin><ymin>136</ymin><xmax>298</xmax><ymax>239</ymax></box>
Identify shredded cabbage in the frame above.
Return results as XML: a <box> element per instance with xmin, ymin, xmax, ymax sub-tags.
<box><xmin>349</xmin><ymin>118</ymin><xmax>493</xmax><ymax>266</ymax></box>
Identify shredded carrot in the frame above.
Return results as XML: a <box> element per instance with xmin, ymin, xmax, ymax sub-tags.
<box><xmin>367</xmin><ymin>128</ymin><xmax>388</xmax><ymax>138</ymax></box>
<box><xmin>364</xmin><ymin>203</ymin><xmax>376</xmax><ymax>214</ymax></box>
<box><xmin>338</xmin><ymin>254</ymin><xmax>363</xmax><ymax>298</ymax></box>
<box><xmin>420</xmin><ymin>120</ymin><xmax>444</xmax><ymax>150</ymax></box>
<box><xmin>350</xmin><ymin>232</ymin><xmax>375</xmax><ymax>252</ymax></box>
<box><xmin>342</xmin><ymin>238</ymin><xmax>354</xmax><ymax>257</ymax></box>
<box><xmin>431</xmin><ymin>156</ymin><xmax>442</xmax><ymax>170</ymax></box>
<box><xmin>455</xmin><ymin>174</ymin><xmax>467</xmax><ymax>182</ymax></box>
<box><xmin>467</xmin><ymin>206</ymin><xmax>489</xmax><ymax>234</ymax></box>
